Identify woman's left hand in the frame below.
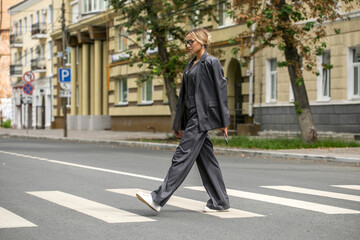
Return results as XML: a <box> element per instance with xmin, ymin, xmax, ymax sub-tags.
<box><xmin>221</xmin><ymin>127</ymin><xmax>228</xmax><ymax>139</ymax></box>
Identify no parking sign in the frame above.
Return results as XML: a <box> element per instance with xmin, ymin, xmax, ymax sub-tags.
<box><xmin>23</xmin><ymin>83</ymin><xmax>34</xmax><ymax>95</ymax></box>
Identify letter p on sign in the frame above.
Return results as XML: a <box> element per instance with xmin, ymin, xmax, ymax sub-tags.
<box><xmin>59</xmin><ymin>68</ymin><xmax>71</xmax><ymax>83</ymax></box>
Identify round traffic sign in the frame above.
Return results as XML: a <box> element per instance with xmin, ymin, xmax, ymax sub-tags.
<box><xmin>23</xmin><ymin>83</ymin><xmax>34</xmax><ymax>95</ymax></box>
<box><xmin>23</xmin><ymin>71</ymin><xmax>35</xmax><ymax>83</ymax></box>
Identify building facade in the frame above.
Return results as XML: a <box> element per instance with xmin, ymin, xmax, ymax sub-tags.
<box><xmin>8</xmin><ymin>0</ymin><xmax>61</xmax><ymax>129</ymax></box>
<box><xmin>253</xmin><ymin>4</ymin><xmax>360</xmax><ymax>133</ymax></box>
<box><xmin>0</xmin><ymin>0</ymin><xmax>21</xmax><ymax>122</ymax></box>
<box><xmin>51</xmin><ymin>0</ymin><xmax>110</xmax><ymax>130</ymax></box>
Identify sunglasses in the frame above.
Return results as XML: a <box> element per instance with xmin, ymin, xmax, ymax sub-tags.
<box><xmin>185</xmin><ymin>39</ymin><xmax>196</xmax><ymax>46</ymax></box>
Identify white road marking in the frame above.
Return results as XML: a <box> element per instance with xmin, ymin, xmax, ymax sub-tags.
<box><xmin>262</xmin><ymin>186</ymin><xmax>360</xmax><ymax>202</ymax></box>
<box><xmin>331</xmin><ymin>185</ymin><xmax>360</xmax><ymax>191</ymax></box>
<box><xmin>27</xmin><ymin>191</ymin><xmax>155</xmax><ymax>223</ymax></box>
<box><xmin>185</xmin><ymin>186</ymin><xmax>360</xmax><ymax>215</ymax></box>
<box><xmin>0</xmin><ymin>150</ymin><xmax>163</xmax><ymax>182</ymax></box>
<box><xmin>0</xmin><ymin>207</ymin><xmax>37</xmax><ymax>229</ymax></box>
<box><xmin>107</xmin><ymin>188</ymin><xmax>264</xmax><ymax>219</ymax></box>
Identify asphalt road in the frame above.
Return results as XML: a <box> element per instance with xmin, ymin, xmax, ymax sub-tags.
<box><xmin>1</xmin><ymin>136</ymin><xmax>359</xmax><ymax>240</ymax></box>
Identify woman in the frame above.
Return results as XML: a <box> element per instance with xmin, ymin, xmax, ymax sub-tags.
<box><xmin>136</xmin><ymin>28</ymin><xmax>230</xmax><ymax>213</ymax></box>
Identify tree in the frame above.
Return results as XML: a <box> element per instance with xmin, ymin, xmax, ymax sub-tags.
<box><xmin>108</xmin><ymin>0</ymin><xmax>218</xmax><ymax>125</ymax></box>
<box><xmin>231</xmin><ymin>0</ymin><xmax>359</xmax><ymax>142</ymax></box>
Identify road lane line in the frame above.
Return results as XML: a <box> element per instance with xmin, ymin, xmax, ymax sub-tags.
<box><xmin>261</xmin><ymin>186</ymin><xmax>360</xmax><ymax>202</ymax></box>
<box><xmin>107</xmin><ymin>188</ymin><xmax>264</xmax><ymax>219</ymax></box>
<box><xmin>331</xmin><ymin>185</ymin><xmax>360</xmax><ymax>191</ymax></box>
<box><xmin>27</xmin><ymin>191</ymin><xmax>155</xmax><ymax>223</ymax></box>
<box><xmin>185</xmin><ymin>186</ymin><xmax>360</xmax><ymax>215</ymax></box>
<box><xmin>0</xmin><ymin>207</ymin><xmax>37</xmax><ymax>229</ymax></box>
<box><xmin>0</xmin><ymin>150</ymin><xmax>163</xmax><ymax>182</ymax></box>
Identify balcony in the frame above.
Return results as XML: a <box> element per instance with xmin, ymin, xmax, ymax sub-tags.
<box><xmin>31</xmin><ymin>22</ymin><xmax>47</xmax><ymax>39</ymax></box>
<box><xmin>31</xmin><ymin>58</ymin><xmax>46</xmax><ymax>73</ymax></box>
<box><xmin>10</xmin><ymin>34</ymin><xmax>23</xmax><ymax>48</ymax></box>
<box><xmin>10</xmin><ymin>64</ymin><xmax>23</xmax><ymax>78</ymax></box>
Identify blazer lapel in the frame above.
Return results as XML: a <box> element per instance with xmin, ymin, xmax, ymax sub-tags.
<box><xmin>195</xmin><ymin>51</ymin><xmax>208</xmax><ymax>93</ymax></box>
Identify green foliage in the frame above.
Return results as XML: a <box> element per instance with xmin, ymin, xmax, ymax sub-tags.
<box><xmin>228</xmin><ymin>38</ymin><xmax>236</xmax><ymax>44</ymax></box>
<box><xmin>2</xmin><ymin>119</ymin><xmax>11</xmax><ymax>128</ymax></box>
<box><xmin>138</xmin><ymin>136</ymin><xmax>360</xmax><ymax>149</ymax></box>
<box><xmin>107</xmin><ymin>0</ymin><xmax>220</xmax><ymax>92</ymax></box>
<box><xmin>277</xmin><ymin>61</ymin><xmax>287</xmax><ymax>68</ymax></box>
<box><xmin>210</xmin><ymin>136</ymin><xmax>359</xmax><ymax>149</ymax></box>
<box><xmin>293</xmin><ymin>101</ymin><xmax>303</xmax><ymax>115</ymax></box>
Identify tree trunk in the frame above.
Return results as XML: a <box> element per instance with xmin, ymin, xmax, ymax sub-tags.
<box><xmin>145</xmin><ymin>0</ymin><xmax>178</xmax><ymax>127</ymax></box>
<box><xmin>277</xmin><ymin>0</ymin><xmax>317</xmax><ymax>142</ymax></box>
<box><xmin>158</xmin><ymin>45</ymin><xmax>179</xmax><ymax>126</ymax></box>
<box><xmin>283</xmin><ymin>38</ymin><xmax>317</xmax><ymax>142</ymax></box>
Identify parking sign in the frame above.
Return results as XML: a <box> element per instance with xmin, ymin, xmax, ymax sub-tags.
<box><xmin>59</xmin><ymin>68</ymin><xmax>71</xmax><ymax>83</ymax></box>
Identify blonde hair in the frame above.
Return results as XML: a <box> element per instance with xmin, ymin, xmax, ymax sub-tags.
<box><xmin>186</xmin><ymin>28</ymin><xmax>211</xmax><ymax>49</ymax></box>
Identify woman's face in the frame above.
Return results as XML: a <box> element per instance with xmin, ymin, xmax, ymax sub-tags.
<box><xmin>185</xmin><ymin>34</ymin><xmax>203</xmax><ymax>55</ymax></box>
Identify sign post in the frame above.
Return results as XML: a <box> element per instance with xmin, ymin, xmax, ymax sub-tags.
<box><xmin>59</xmin><ymin>68</ymin><xmax>71</xmax><ymax>137</ymax></box>
<box><xmin>22</xmin><ymin>71</ymin><xmax>34</xmax><ymax>133</ymax></box>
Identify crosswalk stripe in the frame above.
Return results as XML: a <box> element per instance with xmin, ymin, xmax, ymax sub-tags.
<box><xmin>0</xmin><ymin>207</ymin><xmax>37</xmax><ymax>229</ymax></box>
<box><xmin>27</xmin><ymin>191</ymin><xmax>155</xmax><ymax>223</ymax></box>
<box><xmin>107</xmin><ymin>188</ymin><xmax>264</xmax><ymax>219</ymax></box>
<box><xmin>0</xmin><ymin>150</ymin><xmax>163</xmax><ymax>182</ymax></box>
<box><xmin>331</xmin><ymin>185</ymin><xmax>360</xmax><ymax>191</ymax></box>
<box><xmin>185</xmin><ymin>186</ymin><xmax>360</xmax><ymax>215</ymax></box>
<box><xmin>261</xmin><ymin>186</ymin><xmax>360</xmax><ymax>202</ymax></box>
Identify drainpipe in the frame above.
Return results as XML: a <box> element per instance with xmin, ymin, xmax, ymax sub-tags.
<box><xmin>249</xmin><ymin>23</ymin><xmax>255</xmax><ymax>118</ymax></box>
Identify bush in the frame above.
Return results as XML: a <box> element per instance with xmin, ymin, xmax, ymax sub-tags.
<box><xmin>2</xmin><ymin>119</ymin><xmax>11</xmax><ymax>128</ymax></box>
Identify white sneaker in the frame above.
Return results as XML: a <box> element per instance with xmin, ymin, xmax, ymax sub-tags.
<box><xmin>136</xmin><ymin>192</ymin><xmax>161</xmax><ymax>212</ymax></box>
<box><xmin>203</xmin><ymin>206</ymin><xmax>230</xmax><ymax>213</ymax></box>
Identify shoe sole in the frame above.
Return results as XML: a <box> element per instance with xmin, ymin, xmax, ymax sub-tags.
<box><xmin>203</xmin><ymin>208</ymin><xmax>230</xmax><ymax>213</ymax></box>
<box><xmin>136</xmin><ymin>193</ymin><xmax>160</xmax><ymax>212</ymax></box>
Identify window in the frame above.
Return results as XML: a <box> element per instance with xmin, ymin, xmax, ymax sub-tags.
<box><xmin>141</xmin><ymin>31</ymin><xmax>158</xmax><ymax>53</ymax></box>
<box><xmin>23</xmin><ymin>50</ymin><xmax>27</xmax><ymax>66</ymax></box>
<box><xmin>266</xmin><ymin>58</ymin><xmax>277</xmax><ymax>102</ymax></box>
<box><xmin>141</xmin><ymin>77</ymin><xmax>153</xmax><ymax>103</ymax></box>
<box><xmin>66</xmin><ymin>96</ymin><xmax>71</xmax><ymax>108</ymax></box>
<box><xmin>41</xmin><ymin>44</ymin><xmax>45</xmax><ymax>60</ymax></box>
<box><xmin>47</xmin><ymin>41</ymin><xmax>53</xmax><ymax>60</ymax></box>
<box><xmin>48</xmin><ymin>5</ymin><xmax>53</xmax><ymax>24</ymax></box>
<box><xmin>29</xmin><ymin>48</ymin><xmax>33</xmax><ymax>65</ymax></box>
<box><xmin>82</xmin><ymin>0</ymin><xmax>107</xmax><ymax>13</ymax></box>
<box><xmin>18</xmin><ymin>52</ymin><xmax>22</xmax><ymax>65</ymax></box>
<box><xmin>65</xmin><ymin>47</ymin><xmax>71</xmax><ymax>65</ymax></box>
<box><xmin>13</xmin><ymin>22</ymin><xmax>18</xmax><ymax>35</ymax></box>
<box><xmin>117</xmin><ymin>26</ymin><xmax>128</xmax><ymax>51</ymax></box>
<box><xmin>348</xmin><ymin>48</ymin><xmax>360</xmax><ymax>99</ymax></box>
<box><xmin>71</xmin><ymin>1</ymin><xmax>79</xmax><ymax>23</ymax></box>
<box><xmin>218</xmin><ymin>0</ymin><xmax>234</xmax><ymax>28</ymax></box>
<box><xmin>23</xmin><ymin>17</ymin><xmax>27</xmax><ymax>34</ymax></box>
<box><xmin>116</xmin><ymin>77</ymin><xmax>128</xmax><ymax>104</ymax></box>
<box><xmin>189</xmin><ymin>10</ymin><xmax>200</xmax><ymax>29</ymax></box>
<box><xmin>13</xmin><ymin>53</ymin><xmax>17</xmax><ymax>64</ymax></box>
<box><xmin>317</xmin><ymin>51</ymin><xmax>331</xmax><ymax>101</ymax></box>
<box><xmin>30</xmin><ymin>15</ymin><xmax>33</xmax><ymax>32</ymax></box>
<box><xmin>19</xmin><ymin>20</ymin><xmax>22</xmax><ymax>36</ymax></box>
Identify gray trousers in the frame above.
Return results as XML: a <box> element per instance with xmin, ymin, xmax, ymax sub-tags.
<box><xmin>151</xmin><ymin>107</ymin><xmax>230</xmax><ymax>210</ymax></box>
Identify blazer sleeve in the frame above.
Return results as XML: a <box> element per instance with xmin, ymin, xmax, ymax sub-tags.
<box><xmin>209</xmin><ymin>58</ymin><xmax>230</xmax><ymax>128</ymax></box>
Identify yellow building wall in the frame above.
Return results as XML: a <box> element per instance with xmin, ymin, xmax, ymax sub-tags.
<box><xmin>254</xmin><ymin>15</ymin><xmax>360</xmax><ymax>106</ymax></box>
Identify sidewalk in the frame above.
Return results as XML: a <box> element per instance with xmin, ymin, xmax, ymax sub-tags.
<box><xmin>1</xmin><ymin>128</ymin><xmax>359</xmax><ymax>164</ymax></box>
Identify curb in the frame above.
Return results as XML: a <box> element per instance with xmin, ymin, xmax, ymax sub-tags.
<box><xmin>1</xmin><ymin>133</ymin><xmax>360</xmax><ymax>164</ymax></box>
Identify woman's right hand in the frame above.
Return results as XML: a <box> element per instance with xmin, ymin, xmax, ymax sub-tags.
<box><xmin>174</xmin><ymin>129</ymin><xmax>183</xmax><ymax>138</ymax></box>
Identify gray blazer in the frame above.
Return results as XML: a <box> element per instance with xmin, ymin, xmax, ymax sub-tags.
<box><xmin>172</xmin><ymin>51</ymin><xmax>230</xmax><ymax>132</ymax></box>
